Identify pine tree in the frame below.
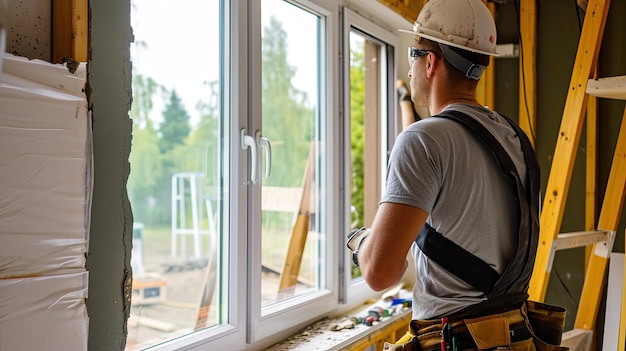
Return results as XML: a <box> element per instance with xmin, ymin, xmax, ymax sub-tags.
<box><xmin>159</xmin><ymin>89</ymin><xmax>191</xmax><ymax>154</ymax></box>
<box><xmin>261</xmin><ymin>16</ymin><xmax>314</xmax><ymax>187</ymax></box>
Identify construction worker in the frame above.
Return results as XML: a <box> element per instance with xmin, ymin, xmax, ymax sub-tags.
<box><xmin>347</xmin><ymin>0</ymin><xmax>565</xmax><ymax>349</ymax></box>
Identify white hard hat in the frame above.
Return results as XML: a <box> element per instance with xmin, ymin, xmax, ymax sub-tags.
<box><xmin>399</xmin><ymin>0</ymin><xmax>500</xmax><ymax>57</ymax></box>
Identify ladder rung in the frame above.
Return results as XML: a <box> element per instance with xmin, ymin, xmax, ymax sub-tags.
<box><xmin>553</xmin><ymin>230</ymin><xmax>611</xmax><ymax>251</ymax></box>
<box><xmin>586</xmin><ymin>75</ymin><xmax>626</xmax><ymax>100</ymax></box>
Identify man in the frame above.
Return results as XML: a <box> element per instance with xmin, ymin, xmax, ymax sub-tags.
<box><xmin>347</xmin><ymin>0</ymin><xmax>547</xmax><ymax>349</ymax></box>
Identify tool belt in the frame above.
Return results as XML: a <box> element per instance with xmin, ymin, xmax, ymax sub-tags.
<box><xmin>383</xmin><ymin>301</ymin><xmax>568</xmax><ymax>351</ymax></box>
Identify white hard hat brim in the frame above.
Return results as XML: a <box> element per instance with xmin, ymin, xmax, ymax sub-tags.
<box><xmin>399</xmin><ymin>28</ymin><xmax>501</xmax><ymax>57</ymax></box>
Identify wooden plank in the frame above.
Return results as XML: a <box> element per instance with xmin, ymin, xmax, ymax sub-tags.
<box><xmin>518</xmin><ymin>0</ymin><xmax>536</xmax><ymax>148</ymax></box>
<box><xmin>575</xmin><ymin>106</ymin><xmax>626</xmax><ymax>330</ymax></box>
<box><xmin>194</xmin><ymin>253</ymin><xmax>217</xmax><ymax>330</ymax></box>
<box><xmin>528</xmin><ymin>0</ymin><xmax>611</xmax><ymax>302</ymax></box>
<box><xmin>377</xmin><ymin>0</ymin><xmax>421</xmax><ymax>23</ymax></box>
<box><xmin>52</xmin><ymin>0</ymin><xmax>88</xmax><ymax>63</ymax></box>
<box><xmin>595</xmin><ymin>107</ymin><xmax>626</xmax><ymax>232</ymax></box>
<box><xmin>261</xmin><ymin>186</ymin><xmax>302</xmax><ymax>213</ymax></box>
<box><xmin>476</xmin><ymin>2</ymin><xmax>496</xmax><ymax>110</ymax></box>
<box><xmin>278</xmin><ymin>145</ymin><xmax>315</xmax><ymax>297</ymax></box>
<box><xmin>617</xmin><ymin>243</ymin><xmax>626</xmax><ymax>351</ymax></box>
<box><xmin>484</xmin><ymin>2</ymin><xmax>496</xmax><ymax>110</ymax></box>
<box><xmin>585</xmin><ymin>74</ymin><xmax>598</xmax><ymax>267</ymax></box>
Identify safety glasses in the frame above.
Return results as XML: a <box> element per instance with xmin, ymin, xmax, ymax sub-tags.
<box><xmin>408</xmin><ymin>46</ymin><xmax>431</xmax><ymax>67</ymax></box>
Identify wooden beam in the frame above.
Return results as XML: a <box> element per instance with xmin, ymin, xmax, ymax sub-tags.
<box><xmin>52</xmin><ymin>0</ymin><xmax>88</xmax><ymax>63</ymax></box>
<box><xmin>617</xmin><ymin>236</ymin><xmax>626</xmax><ymax>351</ymax></box>
<box><xmin>377</xmin><ymin>0</ymin><xmax>422</xmax><ymax>23</ymax></box>
<box><xmin>278</xmin><ymin>145</ymin><xmax>315</xmax><ymax>297</ymax></box>
<box><xmin>476</xmin><ymin>2</ymin><xmax>496</xmax><ymax>109</ymax></box>
<box><xmin>528</xmin><ymin>0</ymin><xmax>610</xmax><ymax>302</ymax></box>
<box><xmin>585</xmin><ymin>70</ymin><xmax>598</xmax><ymax>268</ymax></box>
<box><xmin>518</xmin><ymin>0</ymin><xmax>536</xmax><ymax>148</ymax></box>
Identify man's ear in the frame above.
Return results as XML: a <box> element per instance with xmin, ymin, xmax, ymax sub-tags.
<box><xmin>425</xmin><ymin>54</ymin><xmax>433</xmax><ymax>79</ymax></box>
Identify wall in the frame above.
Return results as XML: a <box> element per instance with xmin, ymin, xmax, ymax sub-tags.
<box><xmin>5</xmin><ymin>0</ymin><xmax>50</xmax><ymax>61</ymax></box>
<box><xmin>494</xmin><ymin>1</ymin><xmax>626</xmax><ymax>342</ymax></box>
<box><xmin>6</xmin><ymin>0</ymin><xmax>133</xmax><ymax>349</ymax></box>
<box><xmin>85</xmin><ymin>0</ymin><xmax>134</xmax><ymax>349</ymax></box>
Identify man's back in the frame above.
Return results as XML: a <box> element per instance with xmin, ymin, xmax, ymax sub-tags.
<box><xmin>382</xmin><ymin>103</ymin><xmax>527</xmax><ymax>319</ymax></box>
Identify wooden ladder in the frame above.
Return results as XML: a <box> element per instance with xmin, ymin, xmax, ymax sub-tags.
<box><xmin>527</xmin><ymin>0</ymin><xmax>626</xmax><ymax>347</ymax></box>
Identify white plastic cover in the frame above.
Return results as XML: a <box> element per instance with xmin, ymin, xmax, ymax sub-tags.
<box><xmin>0</xmin><ymin>53</ymin><xmax>90</xmax><ymax>350</ymax></box>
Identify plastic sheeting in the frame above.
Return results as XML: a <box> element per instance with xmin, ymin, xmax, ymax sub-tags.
<box><xmin>0</xmin><ymin>53</ymin><xmax>90</xmax><ymax>350</ymax></box>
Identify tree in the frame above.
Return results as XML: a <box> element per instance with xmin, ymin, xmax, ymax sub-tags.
<box><xmin>350</xmin><ymin>41</ymin><xmax>365</xmax><ymax>230</ymax></box>
<box><xmin>159</xmin><ymin>89</ymin><xmax>191</xmax><ymax>154</ymax></box>
<box><xmin>349</xmin><ymin>38</ymin><xmax>366</xmax><ymax>279</ymax></box>
<box><xmin>185</xmin><ymin>80</ymin><xmax>221</xmax><ymax>195</ymax></box>
<box><xmin>261</xmin><ymin>16</ymin><xmax>314</xmax><ymax>188</ymax></box>
<box><xmin>128</xmin><ymin>73</ymin><xmax>164</xmax><ymax>224</ymax></box>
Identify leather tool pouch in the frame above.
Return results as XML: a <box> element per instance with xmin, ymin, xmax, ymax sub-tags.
<box><xmin>525</xmin><ymin>300</ymin><xmax>568</xmax><ymax>350</ymax></box>
<box><xmin>465</xmin><ymin>314</ymin><xmax>511</xmax><ymax>349</ymax></box>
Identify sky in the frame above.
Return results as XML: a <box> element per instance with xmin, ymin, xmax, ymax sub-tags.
<box><xmin>130</xmin><ymin>0</ymin><xmax>318</xmax><ymax>126</ymax></box>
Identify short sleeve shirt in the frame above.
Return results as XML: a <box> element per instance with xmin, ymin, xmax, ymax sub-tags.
<box><xmin>382</xmin><ymin>103</ymin><xmax>527</xmax><ymax>319</ymax></box>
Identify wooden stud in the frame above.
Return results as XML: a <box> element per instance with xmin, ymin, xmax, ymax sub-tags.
<box><xmin>52</xmin><ymin>0</ymin><xmax>88</xmax><ymax>63</ymax></box>
<box><xmin>377</xmin><ymin>0</ymin><xmax>422</xmax><ymax>23</ymax></box>
<box><xmin>617</xmin><ymin>231</ymin><xmax>626</xmax><ymax>351</ymax></box>
<box><xmin>518</xmin><ymin>0</ymin><xmax>536</xmax><ymax>148</ymax></box>
<box><xmin>585</xmin><ymin>70</ymin><xmax>598</xmax><ymax>268</ymax></box>
<box><xmin>476</xmin><ymin>2</ymin><xmax>496</xmax><ymax>110</ymax></box>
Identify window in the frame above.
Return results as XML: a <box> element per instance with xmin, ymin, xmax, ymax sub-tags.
<box><xmin>248</xmin><ymin>0</ymin><xmax>337</xmax><ymax>342</ymax></box>
<box><xmin>127</xmin><ymin>0</ymin><xmax>230</xmax><ymax>349</ymax></box>
<box><xmin>126</xmin><ymin>1</ymin><xmax>400</xmax><ymax>349</ymax></box>
<box><xmin>342</xmin><ymin>9</ymin><xmax>399</xmax><ymax>284</ymax></box>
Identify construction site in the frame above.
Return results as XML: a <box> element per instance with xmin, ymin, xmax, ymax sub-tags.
<box><xmin>1</xmin><ymin>0</ymin><xmax>625</xmax><ymax>350</ymax></box>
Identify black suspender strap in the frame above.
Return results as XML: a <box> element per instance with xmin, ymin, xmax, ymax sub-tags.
<box><xmin>415</xmin><ymin>110</ymin><xmax>540</xmax><ymax>298</ymax></box>
<box><xmin>416</xmin><ymin>223</ymin><xmax>499</xmax><ymax>295</ymax></box>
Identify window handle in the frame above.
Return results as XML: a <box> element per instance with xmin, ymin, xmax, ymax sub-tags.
<box><xmin>241</xmin><ymin>129</ymin><xmax>258</xmax><ymax>184</ymax></box>
<box><xmin>257</xmin><ymin>131</ymin><xmax>272</xmax><ymax>180</ymax></box>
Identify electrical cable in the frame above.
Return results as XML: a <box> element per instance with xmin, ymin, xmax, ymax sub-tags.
<box><xmin>574</xmin><ymin>0</ymin><xmax>583</xmax><ymax>33</ymax></box>
<box><xmin>553</xmin><ymin>266</ymin><xmax>580</xmax><ymax>309</ymax></box>
<box><xmin>512</xmin><ymin>0</ymin><xmax>584</xmax><ymax>309</ymax></box>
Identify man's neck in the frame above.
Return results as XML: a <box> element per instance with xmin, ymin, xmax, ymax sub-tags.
<box><xmin>431</xmin><ymin>95</ymin><xmax>480</xmax><ymax>115</ymax></box>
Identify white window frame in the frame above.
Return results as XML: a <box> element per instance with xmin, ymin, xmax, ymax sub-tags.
<box><xmin>246</xmin><ymin>0</ymin><xmax>342</xmax><ymax>344</ymax></box>
<box><xmin>140</xmin><ymin>1</ymin><xmax>404</xmax><ymax>350</ymax></box>
<box><xmin>151</xmin><ymin>1</ymin><xmax>247</xmax><ymax>350</ymax></box>
<box><xmin>340</xmin><ymin>7</ymin><xmax>401</xmax><ymax>309</ymax></box>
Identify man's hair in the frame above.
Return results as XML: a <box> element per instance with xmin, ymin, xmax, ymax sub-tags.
<box><xmin>418</xmin><ymin>37</ymin><xmax>490</xmax><ymax>82</ymax></box>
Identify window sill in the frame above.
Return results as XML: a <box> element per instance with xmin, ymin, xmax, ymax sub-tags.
<box><xmin>266</xmin><ymin>302</ymin><xmax>412</xmax><ymax>351</ymax></box>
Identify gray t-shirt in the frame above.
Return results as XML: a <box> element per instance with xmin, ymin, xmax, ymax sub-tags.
<box><xmin>382</xmin><ymin>103</ymin><xmax>527</xmax><ymax>319</ymax></box>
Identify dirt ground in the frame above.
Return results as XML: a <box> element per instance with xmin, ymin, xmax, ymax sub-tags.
<box><xmin>124</xmin><ymin>248</ymin><xmax>290</xmax><ymax>350</ymax></box>
<box><xmin>125</xmin><ymin>257</ymin><xmax>212</xmax><ymax>350</ymax></box>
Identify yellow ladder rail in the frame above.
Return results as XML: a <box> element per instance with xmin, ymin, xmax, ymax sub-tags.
<box><xmin>575</xmin><ymin>104</ymin><xmax>626</xmax><ymax>330</ymax></box>
<box><xmin>528</xmin><ymin>0</ymin><xmax>611</xmax><ymax>302</ymax></box>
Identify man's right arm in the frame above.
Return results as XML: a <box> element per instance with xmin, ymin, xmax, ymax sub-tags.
<box><xmin>358</xmin><ymin>202</ymin><xmax>428</xmax><ymax>291</ymax></box>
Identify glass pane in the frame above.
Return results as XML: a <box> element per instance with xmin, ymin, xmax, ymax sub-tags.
<box><xmin>127</xmin><ymin>0</ymin><xmax>227</xmax><ymax>349</ymax></box>
<box><xmin>349</xmin><ymin>31</ymin><xmax>385</xmax><ymax>279</ymax></box>
<box><xmin>260</xmin><ymin>0</ymin><xmax>323</xmax><ymax>307</ymax></box>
